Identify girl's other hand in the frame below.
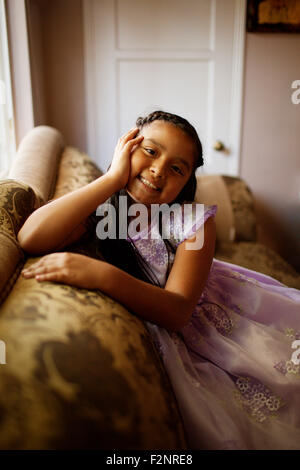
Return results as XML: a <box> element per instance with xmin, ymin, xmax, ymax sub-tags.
<box><xmin>21</xmin><ymin>252</ymin><xmax>106</xmax><ymax>290</ymax></box>
<box><xmin>107</xmin><ymin>128</ymin><xmax>144</xmax><ymax>190</ymax></box>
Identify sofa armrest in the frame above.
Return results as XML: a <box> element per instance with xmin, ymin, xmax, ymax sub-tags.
<box><xmin>8</xmin><ymin>126</ymin><xmax>64</xmax><ymax>208</ymax></box>
<box><xmin>222</xmin><ymin>175</ymin><xmax>257</xmax><ymax>242</ymax></box>
<box><xmin>195</xmin><ymin>174</ymin><xmax>257</xmax><ymax>244</ymax></box>
<box><xmin>0</xmin><ymin>180</ymin><xmax>36</xmax><ymax>304</ymax></box>
<box><xmin>215</xmin><ymin>240</ymin><xmax>300</xmax><ymax>289</ymax></box>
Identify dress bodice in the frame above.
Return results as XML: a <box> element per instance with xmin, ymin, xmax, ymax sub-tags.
<box><xmin>127</xmin><ymin>203</ymin><xmax>218</xmax><ymax>287</ymax></box>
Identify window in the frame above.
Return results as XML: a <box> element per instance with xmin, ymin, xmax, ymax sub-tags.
<box><xmin>0</xmin><ymin>0</ymin><xmax>16</xmax><ymax>177</ymax></box>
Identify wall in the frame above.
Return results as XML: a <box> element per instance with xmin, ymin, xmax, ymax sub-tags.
<box><xmin>26</xmin><ymin>0</ymin><xmax>86</xmax><ymax>150</ymax></box>
<box><xmin>241</xmin><ymin>33</ymin><xmax>300</xmax><ymax>271</ymax></box>
<box><xmin>26</xmin><ymin>0</ymin><xmax>47</xmax><ymax>126</ymax></box>
<box><xmin>25</xmin><ymin>1</ymin><xmax>300</xmax><ymax>271</ymax></box>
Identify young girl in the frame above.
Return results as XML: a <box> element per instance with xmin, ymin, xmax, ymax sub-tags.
<box><xmin>18</xmin><ymin>111</ymin><xmax>300</xmax><ymax>450</ymax></box>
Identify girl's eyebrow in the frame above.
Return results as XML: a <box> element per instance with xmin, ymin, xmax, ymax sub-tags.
<box><xmin>172</xmin><ymin>157</ymin><xmax>191</xmax><ymax>171</ymax></box>
<box><xmin>143</xmin><ymin>138</ymin><xmax>191</xmax><ymax>170</ymax></box>
<box><xmin>144</xmin><ymin>137</ymin><xmax>166</xmax><ymax>150</ymax></box>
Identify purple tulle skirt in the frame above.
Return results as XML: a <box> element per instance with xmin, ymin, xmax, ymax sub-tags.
<box><xmin>146</xmin><ymin>258</ymin><xmax>300</xmax><ymax>450</ymax></box>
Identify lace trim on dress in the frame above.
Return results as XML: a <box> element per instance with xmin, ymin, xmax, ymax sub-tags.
<box><xmin>233</xmin><ymin>376</ymin><xmax>285</xmax><ymax>423</ymax></box>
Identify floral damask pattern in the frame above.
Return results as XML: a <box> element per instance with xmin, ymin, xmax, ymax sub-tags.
<box><xmin>52</xmin><ymin>147</ymin><xmax>103</xmax><ymax>199</ymax></box>
<box><xmin>0</xmin><ymin>181</ymin><xmax>35</xmax><ymax>236</ymax></box>
<box><xmin>0</xmin><ymin>181</ymin><xmax>36</xmax><ymax>303</ymax></box>
<box><xmin>0</xmin><ymin>152</ymin><xmax>188</xmax><ymax>449</ymax></box>
<box><xmin>221</xmin><ymin>175</ymin><xmax>257</xmax><ymax>242</ymax></box>
<box><xmin>0</xmin><ymin>271</ymin><xmax>187</xmax><ymax>449</ymax></box>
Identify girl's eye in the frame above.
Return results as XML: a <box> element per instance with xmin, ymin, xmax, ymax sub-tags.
<box><xmin>145</xmin><ymin>148</ymin><xmax>155</xmax><ymax>156</ymax></box>
<box><xmin>172</xmin><ymin>166</ymin><xmax>184</xmax><ymax>175</ymax></box>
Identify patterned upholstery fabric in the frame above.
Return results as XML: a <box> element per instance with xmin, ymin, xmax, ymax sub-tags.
<box><xmin>0</xmin><ymin>271</ymin><xmax>186</xmax><ymax>449</ymax></box>
<box><xmin>52</xmin><ymin>146</ymin><xmax>103</xmax><ymax>199</ymax></box>
<box><xmin>195</xmin><ymin>174</ymin><xmax>235</xmax><ymax>242</ymax></box>
<box><xmin>0</xmin><ymin>181</ymin><xmax>36</xmax><ymax>303</ymax></box>
<box><xmin>214</xmin><ymin>176</ymin><xmax>300</xmax><ymax>288</ymax></box>
<box><xmin>0</xmin><ymin>180</ymin><xmax>36</xmax><ymax>236</ymax></box>
<box><xmin>221</xmin><ymin>175</ymin><xmax>257</xmax><ymax>242</ymax></box>
<box><xmin>215</xmin><ymin>241</ymin><xmax>300</xmax><ymax>289</ymax></box>
<box><xmin>0</xmin><ymin>145</ymin><xmax>188</xmax><ymax>450</ymax></box>
<box><xmin>197</xmin><ymin>173</ymin><xmax>299</xmax><ymax>287</ymax></box>
<box><xmin>8</xmin><ymin>126</ymin><xmax>64</xmax><ymax>207</ymax></box>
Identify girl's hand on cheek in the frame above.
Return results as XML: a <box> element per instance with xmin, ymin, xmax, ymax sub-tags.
<box><xmin>21</xmin><ymin>252</ymin><xmax>104</xmax><ymax>290</ymax></box>
<box><xmin>107</xmin><ymin>128</ymin><xmax>144</xmax><ymax>189</ymax></box>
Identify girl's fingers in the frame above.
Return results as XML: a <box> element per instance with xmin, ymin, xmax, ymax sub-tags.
<box><xmin>127</xmin><ymin>127</ymin><xmax>139</xmax><ymax>135</ymax></box>
<box><xmin>22</xmin><ymin>267</ymin><xmax>61</xmax><ymax>282</ymax></box>
<box><xmin>22</xmin><ymin>260</ymin><xmax>59</xmax><ymax>277</ymax></box>
<box><xmin>120</xmin><ymin>127</ymin><xmax>140</xmax><ymax>143</ymax></box>
<box><xmin>22</xmin><ymin>253</ymin><xmax>64</xmax><ymax>274</ymax></box>
<box><xmin>22</xmin><ymin>260</ymin><xmax>48</xmax><ymax>271</ymax></box>
<box><xmin>125</xmin><ymin>135</ymin><xmax>144</xmax><ymax>147</ymax></box>
<box><xmin>22</xmin><ymin>266</ymin><xmax>50</xmax><ymax>277</ymax></box>
<box><xmin>22</xmin><ymin>257</ymin><xmax>48</xmax><ymax>272</ymax></box>
<box><xmin>36</xmin><ymin>272</ymin><xmax>60</xmax><ymax>282</ymax></box>
<box><xmin>22</xmin><ymin>266</ymin><xmax>41</xmax><ymax>276</ymax></box>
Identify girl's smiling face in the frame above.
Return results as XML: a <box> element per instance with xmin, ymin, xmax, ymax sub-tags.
<box><xmin>126</xmin><ymin>121</ymin><xmax>196</xmax><ymax>208</ymax></box>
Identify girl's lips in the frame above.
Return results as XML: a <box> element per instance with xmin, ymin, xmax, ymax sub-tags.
<box><xmin>138</xmin><ymin>175</ymin><xmax>161</xmax><ymax>193</ymax></box>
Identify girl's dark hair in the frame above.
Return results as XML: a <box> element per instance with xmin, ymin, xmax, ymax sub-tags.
<box><xmin>90</xmin><ymin>110</ymin><xmax>204</xmax><ymax>287</ymax></box>
<box><xmin>135</xmin><ymin>111</ymin><xmax>203</xmax><ymax>203</ymax></box>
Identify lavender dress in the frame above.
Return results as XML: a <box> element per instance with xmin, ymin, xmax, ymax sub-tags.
<box><xmin>128</xmin><ymin>203</ymin><xmax>300</xmax><ymax>450</ymax></box>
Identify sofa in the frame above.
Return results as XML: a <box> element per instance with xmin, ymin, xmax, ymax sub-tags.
<box><xmin>195</xmin><ymin>174</ymin><xmax>300</xmax><ymax>290</ymax></box>
<box><xmin>0</xmin><ymin>126</ymin><xmax>299</xmax><ymax>450</ymax></box>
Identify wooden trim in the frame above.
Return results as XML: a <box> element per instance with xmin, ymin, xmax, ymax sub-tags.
<box><xmin>229</xmin><ymin>0</ymin><xmax>247</xmax><ymax>176</ymax></box>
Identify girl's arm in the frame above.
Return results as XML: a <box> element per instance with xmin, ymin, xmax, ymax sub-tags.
<box><xmin>17</xmin><ymin>173</ymin><xmax>120</xmax><ymax>254</ymax></box>
<box><xmin>101</xmin><ymin>216</ymin><xmax>216</xmax><ymax>331</ymax></box>
<box><xmin>23</xmin><ymin>217</ymin><xmax>216</xmax><ymax>331</ymax></box>
<box><xmin>18</xmin><ymin>128</ymin><xmax>144</xmax><ymax>254</ymax></box>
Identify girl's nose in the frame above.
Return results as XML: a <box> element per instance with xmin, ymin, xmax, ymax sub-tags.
<box><xmin>150</xmin><ymin>162</ymin><xmax>165</xmax><ymax>178</ymax></box>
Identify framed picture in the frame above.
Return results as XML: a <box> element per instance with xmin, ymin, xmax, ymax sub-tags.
<box><xmin>247</xmin><ymin>0</ymin><xmax>300</xmax><ymax>32</ymax></box>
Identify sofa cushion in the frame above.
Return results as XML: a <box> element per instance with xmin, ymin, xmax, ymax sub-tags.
<box><xmin>0</xmin><ymin>181</ymin><xmax>36</xmax><ymax>304</ymax></box>
<box><xmin>222</xmin><ymin>175</ymin><xmax>257</xmax><ymax>242</ymax></box>
<box><xmin>0</xmin><ymin>180</ymin><xmax>36</xmax><ymax>237</ymax></box>
<box><xmin>0</xmin><ymin>267</ymin><xmax>187</xmax><ymax>449</ymax></box>
<box><xmin>215</xmin><ymin>241</ymin><xmax>300</xmax><ymax>289</ymax></box>
<box><xmin>196</xmin><ymin>174</ymin><xmax>257</xmax><ymax>243</ymax></box>
<box><xmin>52</xmin><ymin>146</ymin><xmax>103</xmax><ymax>200</ymax></box>
<box><xmin>8</xmin><ymin>126</ymin><xmax>64</xmax><ymax>207</ymax></box>
<box><xmin>195</xmin><ymin>174</ymin><xmax>236</xmax><ymax>243</ymax></box>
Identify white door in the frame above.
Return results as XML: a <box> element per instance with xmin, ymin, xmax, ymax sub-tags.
<box><xmin>83</xmin><ymin>0</ymin><xmax>246</xmax><ymax>176</ymax></box>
